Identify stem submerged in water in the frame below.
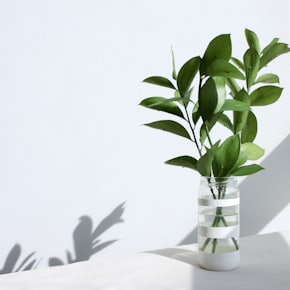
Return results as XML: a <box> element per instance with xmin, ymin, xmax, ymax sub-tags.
<box><xmin>199</xmin><ymin>181</ymin><xmax>239</xmax><ymax>253</ymax></box>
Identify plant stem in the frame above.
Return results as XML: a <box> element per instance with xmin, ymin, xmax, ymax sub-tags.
<box><xmin>200</xmin><ymin>185</ymin><xmax>239</xmax><ymax>252</ymax></box>
<box><xmin>183</xmin><ymin>103</ymin><xmax>202</xmax><ymax>157</ymax></box>
<box><xmin>212</xmin><ymin>239</ymin><xmax>218</xmax><ymax>253</ymax></box>
<box><xmin>209</xmin><ymin>186</ymin><xmax>217</xmax><ymax>200</ymax></box>
<box><xmin>200</xmin><ymin>210</ymin><xmax>239</xmax><ymax>252</ymax></box>
<box><xmin>220</xmin><ymin>217</ymin><xmax>239</xmax><ymax>250</ymax></box>
<box><xmin>205</xmin><ymin>124</ymin><xmax>213</xmax><ymax>148</ymax></box>
<box><xmin>200</xmin><ymin>237</ymin><xmax>211</xmax><ymax>251</ymax></box>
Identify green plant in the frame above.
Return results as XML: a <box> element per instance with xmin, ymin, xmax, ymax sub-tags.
<box><xmin>140</xmin><ymin>29</ymin><xmax>289</xmax><ymax>178</ymax></box>
<box><xmin>141</xmin><ymin>29</ymin><xmax>290</xmax><ymax>255</ymax></box>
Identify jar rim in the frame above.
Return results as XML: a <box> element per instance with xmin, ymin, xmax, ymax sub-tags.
<box><xmin>200</xmin><ymin>176</ymin><xmax>237</xmax><ymax>184</ymax></box>
<box><xmin>201</xmin><ymin>176</ymin><xmax>236</xmax><ymax>179</ymax></box>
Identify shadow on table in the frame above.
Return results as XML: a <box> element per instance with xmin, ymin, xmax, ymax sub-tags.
<box><xmin>147</xmin><ymin>232</ymin><xmax>290</xmax><ymax>289</ymax></box>
<box><xmin>144</xmin><ymin>247</ymin><xmax>199</xmax><ymax>267</ymax></box>
<box><xmin>179</xmin><ymin>134</ymin><xmax>290</xmax><ymax>245</ymax></box>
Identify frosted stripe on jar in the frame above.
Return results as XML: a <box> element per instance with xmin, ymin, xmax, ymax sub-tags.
<box><xmin>198</xmin><ymin>225</ymin><xmax>239</xmax><ymax>238</ymax></box>
<box><xmin>198</xmin><ymin>197</ymin><xmax>240</xmax><ymax>207</ymax></box>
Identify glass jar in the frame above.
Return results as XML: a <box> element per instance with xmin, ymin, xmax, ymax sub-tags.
<box><xmin>198</xmin><ymin>176</ymin><xmax>240</xmax><ymax>271</ymax></box>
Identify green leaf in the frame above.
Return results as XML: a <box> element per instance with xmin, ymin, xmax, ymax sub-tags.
<box><xmin>171</xmin><ymin>47</ymin><xmax>177</xmax><ymax>80</ymax></box>
<box><xmin>254</xmin><ymin>73</ymin><xmax>279</xmax><ymax>85</ymax></box>
<box><xmin>206</xmin><ymin>59</ymin><xmax>245</xmax><ymax>79</ymax></box>
<box><xmin>241</xmin><ymin>111</ymin><xmax>257</xmax><ymax>143</ymax></box>
<box><xmin>198</xmin><ymin>76</ymin><xmax>227</xmax><ymax>123</ymax></box>
<box><xmin>218</xmin><ymin>113</ymin><xmax>233</xmax><ymax>132</ymax></box>
<box><xmin>200</xmin><ymin>34</ymin><xmax>232</xmax><ymax>74</ymax></box>
<box><xmin>159</xmin><ymin>95</ymin><xmax>188</xmax><ymax>103</ymax></box>
<box><xmin>199</xmin><ymin>125</ymin><xmax>207</xmax><ymax>146</ymax></box>
<box><xmin>199</xmin><ymin>113</ymin><xmax>223</xmax><ymax>145</ymax></box>
<box><xmin>139</xmin><ymin>97</ymin><xmax>184</xmax><ymax>118</ymax></box>
<box><xmin>260</xmin><ymin>40</ymin><xmax>290</xmax><ymax>69</ymax></box>
<box><xmin>196</xmin><ymin>142</ymin><xmax>220</xmax><ymax>176</ymax></box>
<box><xmin>177</xmin><ymin>56</ymin><xmax>200</xmax><ymax>97</ymax></box>
<box><xmin>231</xmin><ymin>57</ymin><xmax>245</xmax><ymax>71</ymax></box>
<box><xmin>220</xmin><ymin>99</ymin><xmax>250</xmax><ymax>111</ymax></box>
<box><xmin>243</xmin><ymin>48</ymin><xmax>260</xmax><ymax>90</ymax></box>
<box><xmin>233</xmin><ymin>89</ymin><xmax>250</xmax><ymax>133</ymax></box>
<box><xmin>235</xmin><ymin>149</ymin><xmax>248</xmax><ymax>167</ymax></box>
<box><xmin>250</xmin><ymin>86</ymin><xmax>283</xmax><ymax>106</ymax></box>
<box><xmin>174</xmin><ymin>90</ymin><xmax>191</xmax><ymax>107</ymax></box>
<box><xmin>213</xmin><ymin>77</ymin><xmax>226</xmax><ymax>113</ymax></box>
<box><xmin>245</xmin><ymin>28</ymin><xmax>260</xmax><ymax>53</ymax></box>
<box><xmin>144</xmin><ymin>120</ymin><xmax>191</xmax><ymax>140</ymax></box>
<box><xmin>241</xmin><ymin>143</ymin><xmax>265</xmax><ymax>160</ymax></box>
<box><xmin>183</xmin><ymin>87</ymin><xmax>194</xmax><ymax>108</ymax></box>
<box><xmin>143</xmin><ymin>76</ymin><xmax>176</xmax><ymax>90</ymax></box>
<box><xmin>261</xmin><ymin>38</ymin><xmax>278</xmax><ymax>55</ymax></box>
<box><xmin>226</xmin><ymin>78</ymin><xmax>241</xmax><ymax>97</ymax></box>
<box><xmin>165</xmin><ymin>155</ymin><xmax>197</xmax><ymax>171</ymax></box>
<box><xmin>192</xmin><ymin>103</ymin><xmax>200</xmax><ymax>124</ymax></box>
<box><xmin>231</xmin><ymin>164</ymin><xmax>264</xmax><ymax>176</ymax></box>
<box><xmin>199</xmin><ymin>77</ymin><xmax>218</xmax><ymax>121</ymax></box>
<box><xmin>212</xmin><ymin>135</ymin><xmax>240</xmax><ymax>177</ymax></box>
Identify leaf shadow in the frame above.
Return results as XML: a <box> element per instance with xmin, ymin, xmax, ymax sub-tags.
<box><xmin>0</xmin><ymin>244</ymin><xmax>39</xmax><ymax>275</ymax></box>
<box><xmin>49</xmin><ymin>202</ymin><xmax>126</xmax><ymax>266</ymax></box>
<box><xmin>0</xmin><ymin>202</ymin><xmax>126</xmax><ymax>273</ymax></box>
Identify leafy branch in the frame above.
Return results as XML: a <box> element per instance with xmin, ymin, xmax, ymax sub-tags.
<box><xmin>140</xmin><ymin>28</ymin><xmax>290</xmax><ymax>178</ymax></box>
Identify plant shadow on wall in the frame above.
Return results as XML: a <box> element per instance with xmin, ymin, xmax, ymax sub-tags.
<box><xmin>0</xmin><ymin>244</ymin><xmax>39</xmax><ymax>275</ymax></box>
<box><xmin>179</xmin><ymin>134</ymin><xmax>290</xmax><ymax>245</ymax></box>
<box><xmin>49</xmin><ymin>202</ymin><xmax>126</xmax><ymax>266</ymax></box>
<box><xmin>0</xmin><ymin>202</ymin><xmax>125</xmax><ymax>274</ymax></box>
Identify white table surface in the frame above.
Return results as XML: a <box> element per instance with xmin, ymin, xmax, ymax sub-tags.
<box><xmin>0</xmin><ymin>231</ymin><xmax>289</xmax><ymax>290</ymax></box>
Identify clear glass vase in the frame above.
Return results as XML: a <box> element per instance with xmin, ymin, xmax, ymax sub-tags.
<box><xmin>198</xmin><ymin>176</ymin><xmax>240</xmax><ymax>271</ymax></box>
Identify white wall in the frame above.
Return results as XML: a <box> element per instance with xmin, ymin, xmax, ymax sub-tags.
<box><xmin>0</xmin><ymin>0</ymin><xmax>289</xmax><ymax>269</ymax></box>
